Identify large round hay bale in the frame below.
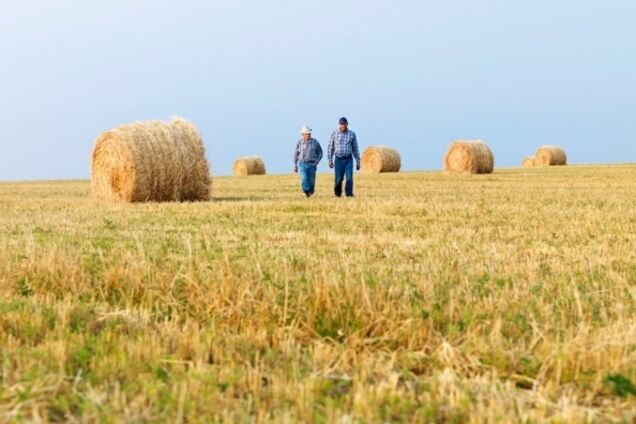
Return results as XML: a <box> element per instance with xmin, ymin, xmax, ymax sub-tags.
<box><xmin>534</xmin><ymin>146</ymin><xmax>567</xmax><ymax>166</ymax></box>
<box><xmin>361</xmin><ymin>146</ymin><xmax>401</xmax><ymax>173</ymax></box>
<box><xmin>233</xmin><ymin>156</ymin><xmax>266</xmax><ymax>176</ymax></box>
<box><xmin>521</xmin><ymin>156</ymin><xmax>535</xmax><ymax>168</ymax></box>
<box><xmin>91</xmin><ymin>117</ymin><xmax>210</xmax><ymax>203</ymax></box>
<box><xmin>443</xmin><ymin>140</ymin><xmax>494</xmax><ymax>175</ymax></box>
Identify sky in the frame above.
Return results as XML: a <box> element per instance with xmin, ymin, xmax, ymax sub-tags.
<box><xmin>0</xmin><ymin>0</ymin><xmax>635</xmax><ymax>180</ymax></box>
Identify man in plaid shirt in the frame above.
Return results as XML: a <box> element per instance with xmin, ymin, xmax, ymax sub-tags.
<box><xmin>328</xmin><ymin>117</ymin><xmax>360</xmax><ymax>197</ymax></box>
<box><xmin>293</xmin><ymin>126</ymin><xmax>323</xmax><ymax>197</ymax></box>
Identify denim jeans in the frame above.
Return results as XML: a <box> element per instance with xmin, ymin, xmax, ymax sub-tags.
<box><xmin>334</xmin><ymin>156</ymin><xmax>353</xmax><ymax>197</ymax></box>
<box><xmin>298</xmin><ymin>162</ymin><xmax>317</xmax><ymax>194</ymax></box>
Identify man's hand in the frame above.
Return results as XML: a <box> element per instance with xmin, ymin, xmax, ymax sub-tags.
<box><xmin>329</xmin><ymin>161</ymin><xmax>334</xmax><ymax>169</ymax></box>
<box><xmin>356</xmin><ymin>162</ymin><xmax>361</xmax><ymax>171</ymax></box>
<box><xmin>294</xmin><ymin>166</ymin><xmax>298</xmax><ymax>173</ymax></box>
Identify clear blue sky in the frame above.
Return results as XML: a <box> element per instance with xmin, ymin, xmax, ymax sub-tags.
<box><xmin>1</xmin><ymin>0</ymin><xmax>635</xmax><ymax>180</ymax></box>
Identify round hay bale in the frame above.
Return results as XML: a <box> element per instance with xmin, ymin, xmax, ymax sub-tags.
<box><xmin>443</xmin><ymin>140</ymin><xmax>494</xmax><ymax>175</ymax></box>
<box><xmin>91</xmin><ymin>117</ymin><xmax>210</xmax><ymax>203</ymax></box>
<box><xmin>534</xmin><ymin>146</ymin><xmax>567</xmax><ymax>166</ymax></box>
<box><xmin>233</xmin><ymin>156</ymin><xmax>266</xmax><ymax>176</ymax></box>
<box><xmin>521</xmin><ymin>156</ymin><xmax>535</xmax><ymax>168</ymax></box>
<box><xmin>361</xmin><ymin>146</ymin><xmax>401</xmax><ymax>173</ymax></box>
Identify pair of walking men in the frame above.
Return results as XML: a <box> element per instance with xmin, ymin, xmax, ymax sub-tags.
<box><xmin>292</xmin><ymin>117</ymin><xmax>360</xmax><ymax>197</ymax></box>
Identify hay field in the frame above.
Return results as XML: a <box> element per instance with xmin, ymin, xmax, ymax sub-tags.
<box><xmin>1</xmin><ymin>165</ymin><xmax>636</xmax><ymax>422</ymax></box>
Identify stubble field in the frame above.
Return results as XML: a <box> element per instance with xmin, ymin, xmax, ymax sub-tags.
<box><xmin>1</xmin><ymin>165</ymin><xmax>635</xmax><ymax>422</ymax></box>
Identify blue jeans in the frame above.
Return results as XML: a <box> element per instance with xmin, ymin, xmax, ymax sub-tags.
<box><xmin>298</xmin><ymin>162</ymin><xmax>317</xmax><ymax>194</ymax></box>
<box><xmin>334</xmin><ymin>156</ymin><xmax>353</xmax><ymax>197</ymax></box>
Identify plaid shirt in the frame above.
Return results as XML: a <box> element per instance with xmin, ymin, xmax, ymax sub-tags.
<box><xmin>328</xmin><ymin>129</ymin><xmax>360</xmax><ymax>162</ymax></box>
<box><xmin>293</xmin><ymin>138</ymin><xmax>323</xmax><ymax>165</ymax></box>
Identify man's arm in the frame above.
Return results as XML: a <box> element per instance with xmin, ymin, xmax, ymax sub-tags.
<box><xmin>315</xmin><ymin>141</ymin><xmax>323</xmax><ymax>164</ymax></box>
<box><xmin>352</xmin><ymin>133</ymin><xmax>361</xmax><ymax>164</ymax></box>
<box><xmin>327</xmin><ymin>132</ymin><xmax>335</xmax><ymax>163</ymax></box>
<box><xmin>293</xmin><ymin>141</ymin><xmax>300</xmax><ymax>170</ymax></box>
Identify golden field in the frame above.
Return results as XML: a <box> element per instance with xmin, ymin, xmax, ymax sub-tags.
<box><xmin>1</xmin><ymin>165</ymin><xmax>635</xmax><ymax>422</ymax></box>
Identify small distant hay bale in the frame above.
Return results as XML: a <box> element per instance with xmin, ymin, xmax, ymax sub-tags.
<box><xmin>91</xmin><ymin>117</ymin><xmax>210</xmax><ymax>202</ymax></box>
<box><xmin>233</xmin><ymin>156</ymin><xmax>266</xmax><ymax>176</ymax></box>
<box><xmin>361</xmin><ymin>146</ymin><xmax>401</xmax><ymax>173</ymax></box>
<box><xmin>443</xmin><ymin>140</ymin><xmax>494</xmax><ymax>175</ymax></box>
<box><xmin>521</xmin><ymin>156</ymin><xmax>535</xmax><ymax>168</ymax></box>
<box><xmin>534</xmin><ymin>146</ymin><xmax>567</xmax><ymax>166</ymax></box>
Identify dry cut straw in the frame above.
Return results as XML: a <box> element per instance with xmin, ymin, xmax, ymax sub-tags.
<box><xmin>534</xmin><ymin>146</ymin><xmax>567</xmax><ymax>166</ymax></box>
<box><xmin>361</xmin><ymin>146</ymin><xmax>401</xmax><ymax>173</ymax></box>
<box><xmin>521</xmin><ymin>156</ymin><xmax>535</xmax><ymax>168</ymax></box>
<box><xmin>91</xmin><ymin>117</ymin><xmax>210</xmax><ymax>202</ymax></box>
<box><xmin>233</xmin><ymin>156</ymin><xmax>266</xmax><ymax>176</ymax></box>
<box><xmin>443</xmin><ymin>140</ymin><xmax>494</xmax><ymax>175</ymax></box>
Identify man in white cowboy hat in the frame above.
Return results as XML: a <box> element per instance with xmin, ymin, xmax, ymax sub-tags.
<box><xmin>293</xmin><ymin>126</ymin><xmax>323</xmax><ymax>197</ymax></box>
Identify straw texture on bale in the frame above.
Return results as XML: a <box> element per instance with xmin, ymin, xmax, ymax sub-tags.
<box><xmin>521</xmin><ymin>156</ymin><xmax>535</xmax><ymax>168</ymax></box>
<box><xmin>443</xmin><ymin>140</ymin><xmax>494</xmax><ymax>175</ymax></box>
<box><xmin>361</xmin><ymin>146</ymin><xmax>401</xmax><ymax>173</ymax></box>
<box><xmin>233</xmin><ymin>156</ymin><xmax>266</xmax><ymax>176</ymax></box>
<box><xmin>91</xmin><ymin>117</ymin><xmax>210</xmax><ymax>203</ymax></box>
<box><xmin>534</xmin><ymin>146</ymin><xmax>567</xmax><ymax>166</ymax></box>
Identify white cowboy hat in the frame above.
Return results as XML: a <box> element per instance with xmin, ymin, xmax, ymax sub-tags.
<box><xmin>300</xmin><ymin>126</ymin><xmax>312</xmax><ymax>134</ymax></box>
